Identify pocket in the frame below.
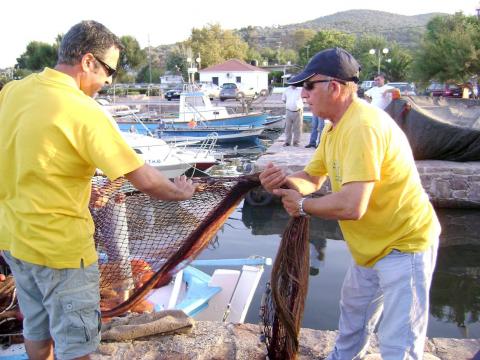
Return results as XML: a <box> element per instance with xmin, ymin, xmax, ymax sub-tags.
<box><xmin>59</xmin><ymin>284</ymin><xmax>100</xmax><ymax>344</ymax></box>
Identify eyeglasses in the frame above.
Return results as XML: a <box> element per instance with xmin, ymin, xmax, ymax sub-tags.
<box><xmin>93</xmin><ymin>56</ymin><xmax>117</xmax><ymax>77</ymax></box>
<box><xmin>303</xmin><ymin>78</ymin><xmax>347</xmax><ymax>91</ymax></box>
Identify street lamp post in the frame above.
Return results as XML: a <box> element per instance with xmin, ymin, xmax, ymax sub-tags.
<box><xmin>369</xmin><ymin>48</ymin><xmax>389</xmax><ymax>74</ymax></box>
<box><xmin>305</xmin><ymin>45</ymin><xmax>310</xmax><ymax>61</ymax></box>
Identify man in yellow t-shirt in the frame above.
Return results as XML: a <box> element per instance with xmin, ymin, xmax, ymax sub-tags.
<box><xmin>260</xmin><ymin>48</ymin><xmax>440</xmax><ymax>360</ymax></box>
<box><xmin>0</xmin><ymin>21</ymin><xmax>197</xmax><ymax>360</ymax></box>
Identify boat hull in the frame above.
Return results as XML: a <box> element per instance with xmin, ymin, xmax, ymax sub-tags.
<box><xmin>162</xmin><ymin>112</ymin><xmax>268</xmax><ymax>128</ymax></box>
<box><xmin>157</xmin><ymin>126</ymin><xmax>265</xmax><ymax>143</ymax></box>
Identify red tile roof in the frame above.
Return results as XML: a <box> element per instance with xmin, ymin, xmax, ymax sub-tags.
<box><xmin>200</xmin><ymin>59</ymin><xmax>268</xmax><ymax>73</ymax></box>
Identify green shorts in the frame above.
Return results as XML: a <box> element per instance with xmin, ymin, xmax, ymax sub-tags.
<box><xmin>2</xmin><ymin>251</ymin><xmax>101</xmax><ymax>360</ymax></box>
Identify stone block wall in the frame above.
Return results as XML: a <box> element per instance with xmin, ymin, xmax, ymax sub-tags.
<box><xmin>416</xmin><ymin>160</ymin><xmax>480</xmax><ymax>208</ymax></box>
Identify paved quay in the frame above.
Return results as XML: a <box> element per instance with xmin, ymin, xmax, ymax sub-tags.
<box><xmin>92</xmin><ymin>321</ymin><xmax>480</xmax><ymax>359</ymax></box>
<box><xmin>254</xmin><ymin>133</ymin><xmax>480</xmax><ymax>209</ymax></box>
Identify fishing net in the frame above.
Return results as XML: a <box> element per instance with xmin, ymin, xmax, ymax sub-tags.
<box><xmin>260</xmin><ymin>215</ymin><xmax>310</xmax><ymax>360</ymax></box>
<box><xmin>91</xmin><ymin>175</ymin><xmax>260</xmax><ymax>318</ymax></box>
<box><xmin>0</xmin><ymin>174</ymin><xmax>260</xmax><ymax>340</ymax></box>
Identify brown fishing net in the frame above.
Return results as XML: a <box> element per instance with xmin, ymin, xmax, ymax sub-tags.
<box><xmin>260</xmin><ymin>216</ymin><xmax>310</xmax><ymax>360</ymax></box>
<box><xmin>91</xmin><ymin>175</ymin><xmax>260</xmax><ymax>318</ymax></box>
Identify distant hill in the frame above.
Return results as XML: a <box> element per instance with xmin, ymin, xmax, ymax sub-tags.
<box><xmin>242</xmin><ymin>9</ymin><xmax>446</xmax><ymax>50</ymax></box>
<box><xmin>152</xmin><ymin>10</ymin><xmax>447</xmax><ymax>67</ymax></box>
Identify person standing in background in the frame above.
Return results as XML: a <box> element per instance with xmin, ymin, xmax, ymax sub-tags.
<box><xmin>282</xmin><ymin>85</ymin><xmax>304</xmax><ymax>146</ymax></box>
<box><xmin>305</xmin><ymin>114</ymin><xmax>325</xmax><ymax>148</ymax></box>
<box><xmin>364</xmin><ymin>73</ymin><xmax>396</xmax><ymax>110</ymax></box>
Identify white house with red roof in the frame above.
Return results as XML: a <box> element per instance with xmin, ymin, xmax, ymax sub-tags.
<box><xmin>199</xmin><ymin>59</ymin><xmax>269</xmax><ymax>95</ymax></box>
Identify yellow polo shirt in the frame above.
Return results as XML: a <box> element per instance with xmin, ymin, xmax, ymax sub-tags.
<box><xmin>305</xmin><ymin>99</ymin><xmax>440</xmax><ymax>267</ymax></box>
<box><xmin>0</xmin><ymin>68</ymin><xmax>144</xmax><ymax>268</ymax></box>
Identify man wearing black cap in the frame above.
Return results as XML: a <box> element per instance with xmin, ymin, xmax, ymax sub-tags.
<box><xmin>259</xmin><ymin>48</ymin><xmax>440</xmax><ymax>360</ymax></box>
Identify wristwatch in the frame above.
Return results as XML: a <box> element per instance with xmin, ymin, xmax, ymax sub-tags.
<box><xmin>298</xmin><ymin>197</ymin><xmax>308</xmax><ymax>216</ymax></box>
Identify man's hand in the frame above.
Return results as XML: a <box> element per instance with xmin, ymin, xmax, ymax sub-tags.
<box><xmin>273</xmin><ymin>188</ymin><xmax>303</xmax><ymax>217</ymax></box>
<box><xmin>173</xmin><ymin>175</ymin><xmax>198</xmax><ymax>200</ymax></box>
<box><xmin>259</xmin><ymin>163</ymin><xmax>287</xmax><ymax>193</ymax></box>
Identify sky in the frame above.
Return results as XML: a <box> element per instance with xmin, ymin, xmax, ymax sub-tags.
<box><xmin>1</xmin><ymin>0</ymin><xmax>477</xmax><ymax>68</ymax></box>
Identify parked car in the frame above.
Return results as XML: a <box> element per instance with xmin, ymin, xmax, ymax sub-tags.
<box><xmin>388</xmin><ymin>82</ymin><xmax>417</xmax><ymax>96</ymax></box>
<box><xmin>198</xmin><ymin>82</ymin><xmax>221</xmax><ymax>100</ymax></box>
<box><xmin>357</xmin><ymin>80</ymin><xmax>375</xmax><ymax>98</ymax></box>
<box><xmin>219</xmin><ymin>83</ymin><xmax>257</xmax><ymax>101</ymax></box>
<box><xmin>424</xmin><ymin>82</ymin><xmax>462</xmax><ymax>98</ymax></box>
<box><xmin>165</xmin><ymin>88</ymin><xmax>182</xmax><ymax>101</ymax></box>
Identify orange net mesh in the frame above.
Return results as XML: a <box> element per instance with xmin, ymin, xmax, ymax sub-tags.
<box><xmin>90</xmin><ymin>175</ymin><xmax>260</xmax><ymax>318</ymax></box>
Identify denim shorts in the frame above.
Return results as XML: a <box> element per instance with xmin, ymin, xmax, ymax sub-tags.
<box><xmin>2</xmin><ymin>251</ymin><xmax>101</xmax><ymax>360</ymax></box>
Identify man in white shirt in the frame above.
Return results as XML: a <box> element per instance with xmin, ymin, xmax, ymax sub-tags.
<box><xmin>282</xmin><ymin>85</ymin><xmax>304</xmax><ymax>146</ymax></box>
<box><xmin>364</xmin><ymin>73</ymin><xmax>395</xmax><ymax>109</ymax></box>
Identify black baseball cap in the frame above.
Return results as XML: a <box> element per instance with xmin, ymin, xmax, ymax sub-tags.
<box><xmin>288</xmin><ymin>47</ymin><xmax>361</xmax><ymax>86</ymax></box>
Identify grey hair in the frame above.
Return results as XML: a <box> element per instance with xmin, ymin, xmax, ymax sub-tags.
<box><xmin>57</xmin><ymin>20</ymin><xmax>123</xmax><ymax>65</ymax></box>
<box><xmin>325</xmin><ymin>76</ymin><xmax>358</xmax><ymax>99</ymax></box>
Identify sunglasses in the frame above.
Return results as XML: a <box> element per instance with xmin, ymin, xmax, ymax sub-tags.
<box><xmin>93</xmin><ymin>56</ymin><xmax>117</xmax><ymax>77</ymax></box>
<box><xmin>303</xmin><ymin>78</ymin><xmax>347</xmax><ymax>91</ymax></box>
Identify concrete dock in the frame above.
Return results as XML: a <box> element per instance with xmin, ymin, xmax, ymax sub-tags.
<box><xmin>92</xmin><ymin>321</ymin><xmax>480</xmax><ymax>359</ymax></box>
<box><xmin>254</xmin><ymin>133</ymin><xmax>480</xmax><ymax>209</ymax></box>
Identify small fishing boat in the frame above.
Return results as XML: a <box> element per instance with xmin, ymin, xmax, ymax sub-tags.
<box><xmin>303</xmin><ymin>111</ymin><xmax>313</xmax><ymax>122</ymax></box>
<box><xmin>156</xmin><ymin>124</ymin><xmax>265</xmax><ymax>143</ymax></box>
<box><xmin>121</xmin><ymin>132</ymin><xmax>217</xmax><ymax>176</ymax></box>
<box><xmin>146</xmin><ymin>257</ymin><xmax>271</xmax><ymax>322</ymax></box>
<box><xmin>167</xmin><ymin>84</ymin><xmax>268</xmax><ymax>128</ymax></box>
<box><xmin>0</xmin><ymin>257</ymin><xmax>271</xmax><ymax>359</ymax></box>
<box><xmin>263</xmin><ymin>115</ymin><xmax>285</xmax><ymax>129</ymax></box>
<box><xmin>96</xmin><ymin>98</ymin><xmax>140</xmax><ymax>117</ymax></box>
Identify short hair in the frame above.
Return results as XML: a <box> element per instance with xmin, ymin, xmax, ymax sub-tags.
<box><xmin>375</xmin><ymin>73</ymin><xmax>387</xmax><ymax>80</ymax></box>
<box><xmin>57</xmin><ymin>20</ymin><xmax>123</xmax><ymax>65</ymax></box>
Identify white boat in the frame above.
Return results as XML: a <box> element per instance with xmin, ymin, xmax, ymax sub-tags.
<box><xmin>96</xmin><ymin>98</ymin><xmax>140</xmax><ymax>117</ymax></box>
<box><xmin>121</xmin><ymin>132</ymin><xmax>217</xmax><ymax>177</ymax></box>
<box><xmin>146</xmin><ymin>257</ymin><xmax>271</xmax><ymax>322</ymax></box>
<box><xmin>0</xmin><ymin>257</ymin><xmax>271</xmax><ymax>359</ymax></box>
<box><xmin>163</xmin><ymin>84</ymin><xmax>268</xmax><ymax>128</ymax></box>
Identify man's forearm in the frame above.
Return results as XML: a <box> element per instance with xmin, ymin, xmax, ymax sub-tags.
<box><xmin>286</xmin><ymin>171</ymin><xmax>326</xmax><ymax>196</ymax></box>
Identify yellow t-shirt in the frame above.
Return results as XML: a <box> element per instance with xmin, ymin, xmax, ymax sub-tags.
<box><xmin>304</xmin><ymin>99</ymin><xmax>440</xmax><ymax>267</ymax></box>
<box><xmin>0</xmin><ymin>68</ymin><xmax>144</xmax><ymax>268</ymax></box>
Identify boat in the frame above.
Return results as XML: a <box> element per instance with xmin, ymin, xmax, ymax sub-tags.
<box><xmin>263</xmin><ymin>115</ymin><xmax>285</xmax><ymax>129</ymax></box>
<box><xmin>96</xmin><ymin>98</ymin><xmax>140</xmax><ymax>117</ymax></box>
<box><xmin>146</xmin><ymin>257</ymin><xmax>271</xmax><ymax>322</ymax></box>
<box><xmin>0</xmin><ymin>257</ymin><xmax>271</xmax><ymax>359</ymax></box>
<box><xmin>165</xmin><ymin>84</ymin><xmax>268</xmax><ymax>128</ymax></box>
<box><xmin>303</xmin><ymin>111</ymin><xmax>313</xmax><ymax>122</ymax></box>
<box><xmin>156</xmin><ymin>125</ymin><xmax>265</xmax><ymax>143</ymax></box>
<box><xmin>121</xmin><ymin>132</ymin><xmax>217</xmax><ymax>177</ymax></box>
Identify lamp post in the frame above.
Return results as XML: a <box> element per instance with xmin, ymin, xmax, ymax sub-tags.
<box><xmin>369</xmin><ymin>48</ymin><xmax>389</xmax><ymax>74</ymax></box>
<box><xmin>305</xmin><ymin>45</ymin><xmax>310</xmax><ymax>61</ymax></box>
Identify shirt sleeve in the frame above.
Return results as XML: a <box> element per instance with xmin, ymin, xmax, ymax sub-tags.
<box><xmin>341</xmin><ymin>125</ymin><xmax>383</xmax><ymax>184</ymax></box>
<box><xmin>78</xmin><ymin>108</ymin><xmax>144</xmax><ymax>180</ymax></box>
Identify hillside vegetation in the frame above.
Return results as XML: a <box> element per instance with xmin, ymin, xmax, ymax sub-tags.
<box><xmin>248</xmin><ymin>10</ymin><xmax>445</xmax><ymax>50</ymax></box>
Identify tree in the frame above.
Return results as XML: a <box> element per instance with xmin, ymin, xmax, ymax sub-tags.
<box><xmin>413</xmin><ymin>13</ymin><xmax>480</xmax><ymax>83</ymax></box>
<box><xmin>185</xmin><ymin>24</ymin><xmax>249</xmax><ymax>68</ymax></box>
<box><xmin>285</xmin><ymin>28</ymin><xmax>316</xmax><ymax>52</ymax></box>
<box><xmin>116</xmin><ymin>36</ymin><xmax>147</xmax><ymax>83</ymax></box>
<box><xmin>237</xmin><ymin>26</ymin><xmax>260</xmax><ymax>49</ymax></box>
<box><xmin>300</xmin><ymin>30</ymin><xmax>355</xmax><ymax>65</ymax></box>
<box><xmin>354</xmin><ymin>36</ymin><xmax>412</xmax><ymax>81</ymax></box>
<box><xmin>164</xmin><ymin>44</ymin><xmax>191</xmax><ymax>81</ymax></box>
<box><xmin>16</xmin><ymin>41</ymin><xmax>58</xmax><ymax>71</ymax></box>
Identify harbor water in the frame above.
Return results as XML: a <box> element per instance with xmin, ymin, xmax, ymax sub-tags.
<box><xmin>196</xmin><ymin>134</ymin><xmax>480</xmax><ymax>339</ymax></box>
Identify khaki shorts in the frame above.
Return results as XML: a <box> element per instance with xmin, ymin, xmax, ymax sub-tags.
<box><xmin>2</xmin><ymin>251</ymin><xmax>101</xmax><ymax>360</ymax></box>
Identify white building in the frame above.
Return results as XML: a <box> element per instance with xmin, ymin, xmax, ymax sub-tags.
<box><xmin>159</xmin><ymin>72</ymin><xmax>184</xmax><ymax>89</ymax></box>
<box><xmin>199</xmin><ymin>59</ymin><xmax>269</xmax><ymax>94</ymax></box>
